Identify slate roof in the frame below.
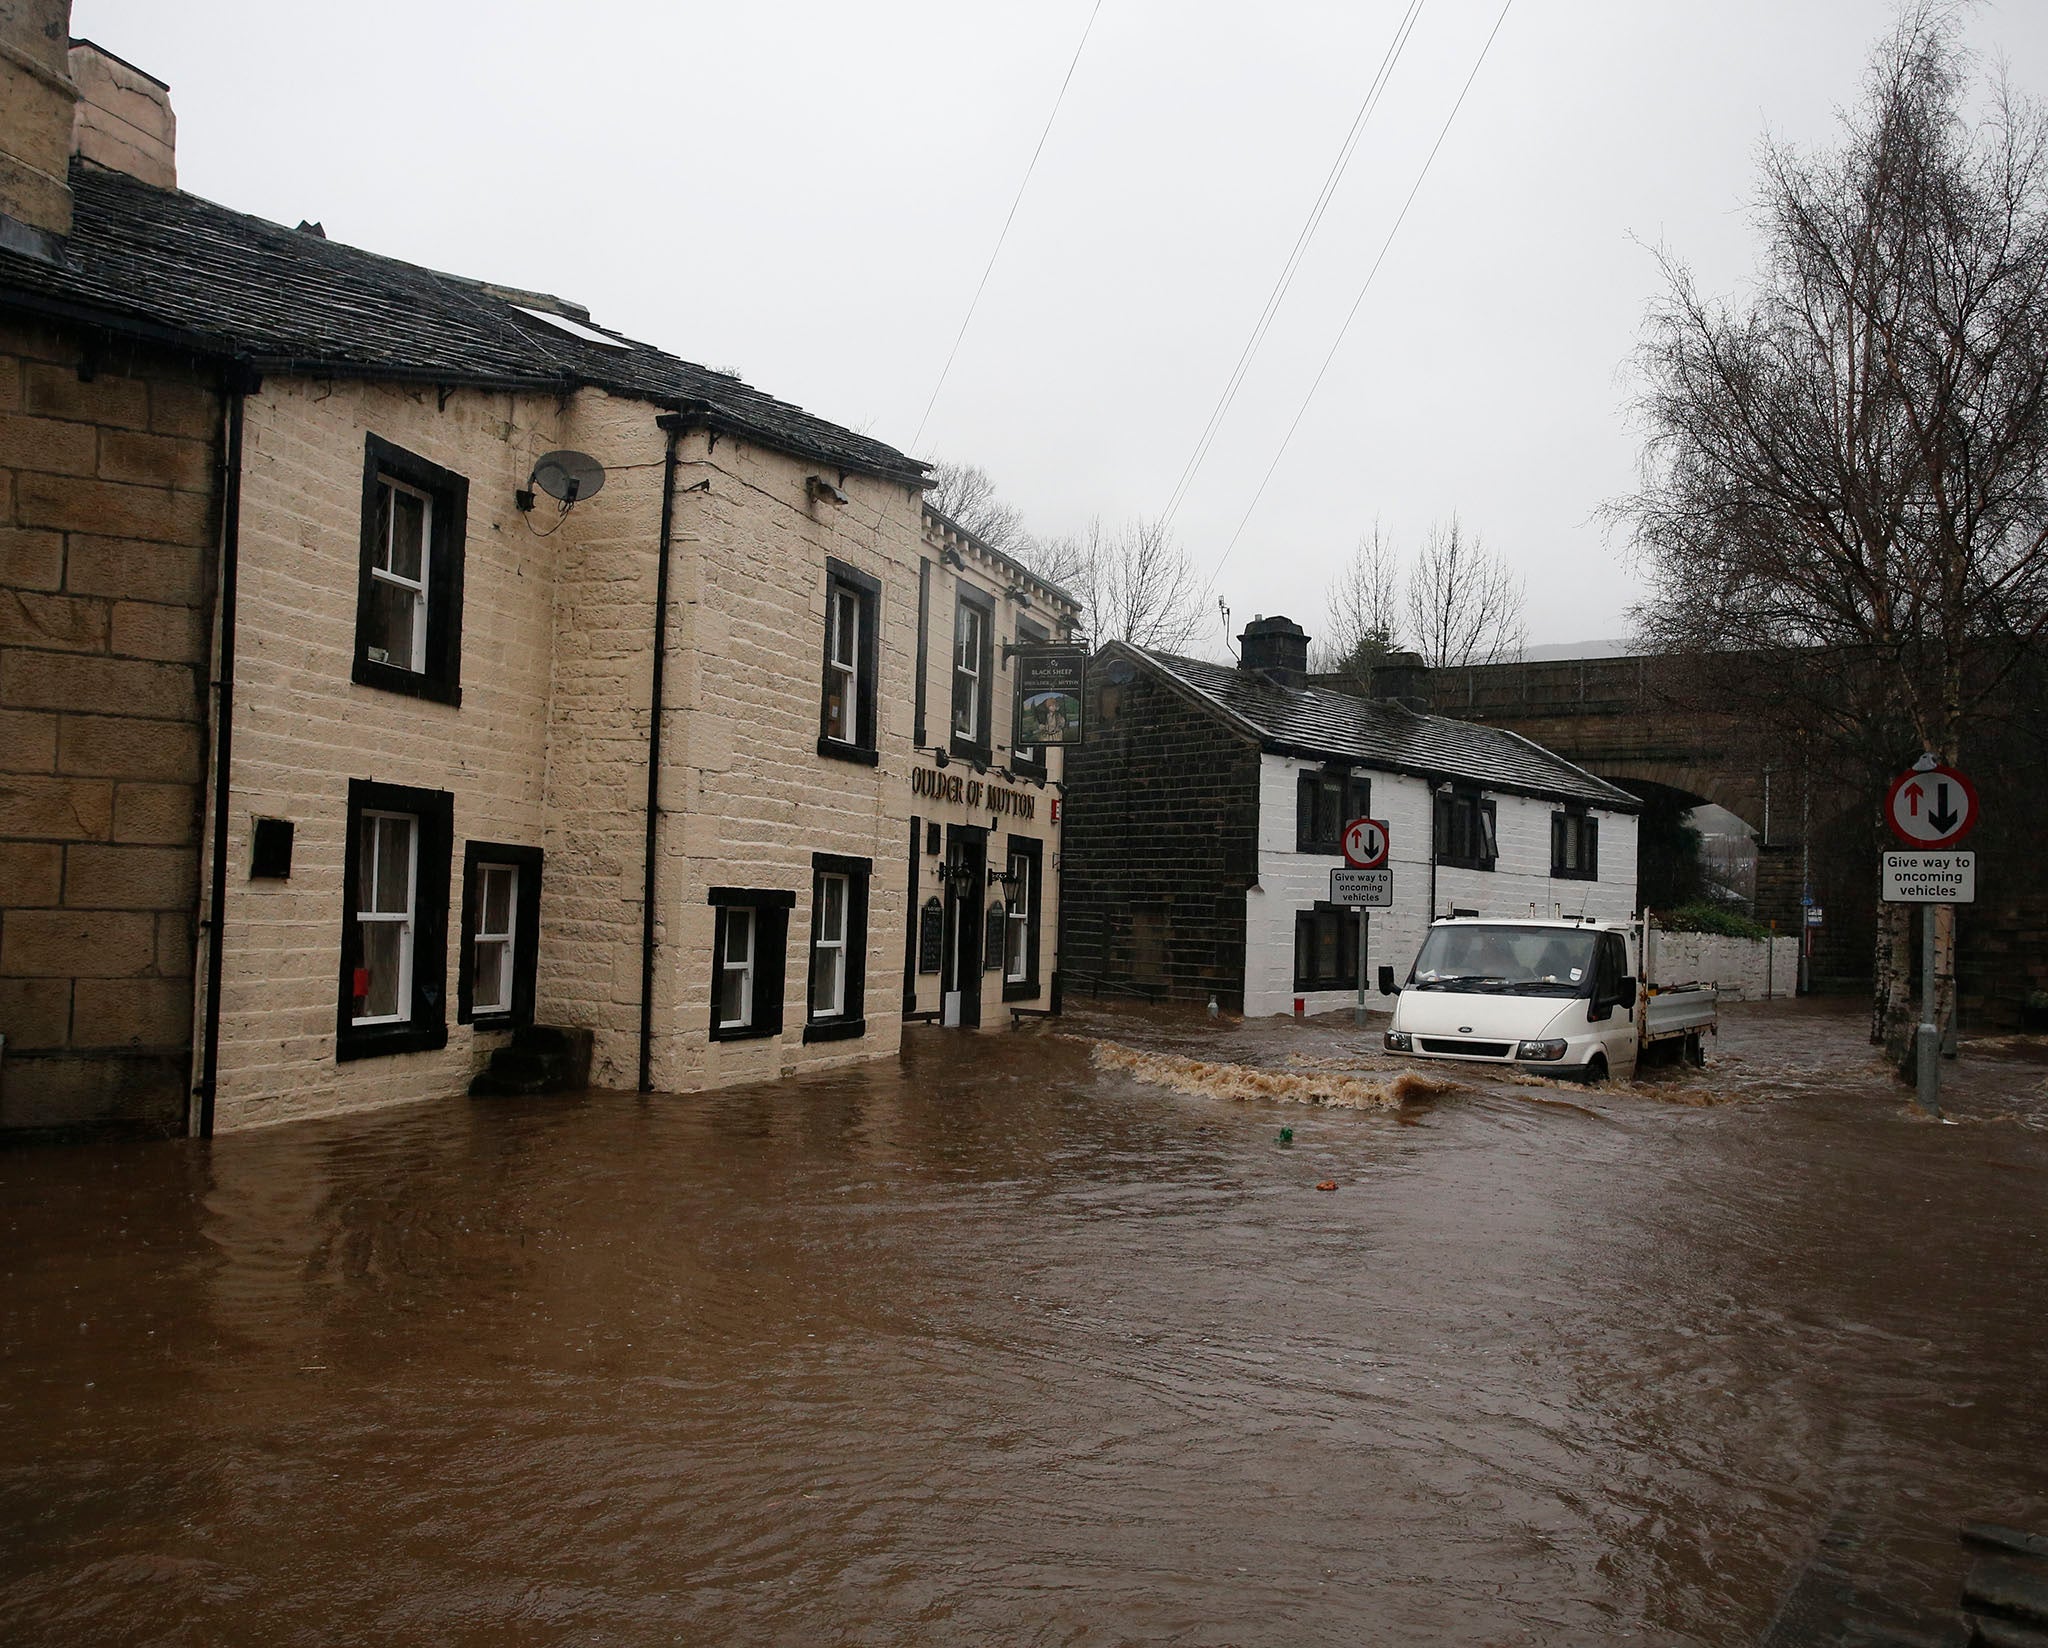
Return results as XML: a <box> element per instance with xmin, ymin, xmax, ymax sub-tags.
<box><xmin>1117</xmin><ymin>643</ymin><xmax>1640</xmax><ymax>810</ymax></box>
<box><xmin>0</xmin><ymin>160</ymin><xmax>928</xmax><ymax>485</ymax></box>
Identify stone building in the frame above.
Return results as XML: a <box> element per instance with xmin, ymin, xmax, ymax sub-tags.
<box><xmin>1061</xmin><ymin>618</ymin><xmax>1640</xmax><ymax>1016</ymax></box>
<box><xmin>0</xmin><ymin>10</ymin><xmax>1070</xmax><ymax>1136</ymax></box>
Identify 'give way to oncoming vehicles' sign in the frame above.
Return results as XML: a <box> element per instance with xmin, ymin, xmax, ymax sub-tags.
<box><xmin>1330</xmin><ymin>867</ymin><xmax>1392</xmax><ymax>907</ymax></box>
<box><xmin>1882</xmin><ymin>851</ymin><xmax>1975</xmax><ymax>903</ymax></box>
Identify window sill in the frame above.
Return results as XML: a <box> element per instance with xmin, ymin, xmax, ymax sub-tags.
<box><xmin>709</xmin><ymin>1022</ymin><xmax>782</xmax><ymax>1043</ymax></box>
<box><xmin>1002</xmin><ymin>979</ymin><xmax>1041</xmax><ymax>1003</ymax></box>
<box><xmin>1550</xmin><ymin>868</ymin><xmax>1598</xmax><ymax>882</ymax></box>
<box><xmin>816</xmin><ymin>737</ymin><xmax>880</xmax><ymax>767</ymax></box>
<box><xmin>1296</xmin><ymin>843</ymin><xmax>1343</xmax><ymax>857</ymax></box>
<box><xmin>950</xmin><ymin>738</ymin><xmax>993</xmax><ymax>768</ymax></box>
<box><xmin>464</xmin><ymin>1012</ymin><xmax>519</xmax><ymax>1033</ymax></box>
<box><xmin>353</xmin><ymin>656</ymin><xmax>461</xmax><ymax>706</ymax></box>
<box><xmin>802</xmin><ymin>1015</ymin><xmax>867</xmax><ymax>1044</ymax></box>
<box><xmin>336</xmin><ymin>1022</ymin><xmax>449</xmax><ymax>1063</ymax></box>
<box><xmin>1436</xmin><ymin>857</ymin><xmax>1497</xmax><ymax>873</ymax></box>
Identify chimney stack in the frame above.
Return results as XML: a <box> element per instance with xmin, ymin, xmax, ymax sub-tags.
<box><xmin>1370</xmin><ymin>650</ymin><xmax>1430</xmax><ymax>711</ymax></box>
<box><xmin>68</xmin><ymin>38</ymin><xmax>175</xmax><ymax>189</ymax></box>
<box><xmin>1239</xmin><ymin>615</ymin><xmax>1310</xmax><ymax>691</ymax></box>
<box><xmin>0</xmin><ymin>0</ymin><xmax>79</xmax><ymax>251</ymax></box>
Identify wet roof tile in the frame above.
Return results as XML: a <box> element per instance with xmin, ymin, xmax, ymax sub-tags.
<box><xmin>1122</xmin><ymin>644</ymin><xmax>1640</xmax><ymax>810</ymax></box>
<box><xmin>0</xmin><ymin>161</ymin><xmax>928</xmax><ymax>485</ymax></box>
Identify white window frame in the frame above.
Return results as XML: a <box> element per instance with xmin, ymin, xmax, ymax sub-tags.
<box><xmin>825</xmin><ymin>584</ymin><xmax>860</xmax><ymax>745</ymax></box>
<box><xmin>1004</xmin><ymin>855</ymin><xmax>1031</xmax><ymax>984</ymax></box>
<box><xmin>719</xmin><ymin>907</ymin><xmax>755</xmax><ymax>1030</ymax></box>
<box><xmin>471</xmin><ymin>861</ymin><xmax>519</xmax><ymax>1016</ymax></box>
<box><xmin>368</xmin><ymin>474</ymin><xmax>432</xmax><ymax>671</ymax></box>
<box><xmin>353</xmin><ymin>809</ymin><xmax>418</xmax><ymax>1027</ymax></box>
<box><xmin>953</xmin><ymin>603</ymin><xmax>985</xmax><ymax>742</ymax></box>
<box><xmin>810</xmin><ymin>871</ymin><xmax>849</xmax><ymax>1019</ymax></box>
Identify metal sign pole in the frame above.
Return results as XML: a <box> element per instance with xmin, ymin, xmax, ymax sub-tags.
<box><xmin>1354</xmin><ymin>909</ymin><xmax>1368</xmax><ymax>1027</ymax></box>
<box><xmin>1918</xmin><ymin>902</ymin><xmax>1940</xmax><ymax>1117</ymax></box>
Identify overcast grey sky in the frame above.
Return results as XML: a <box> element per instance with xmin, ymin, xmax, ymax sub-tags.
<box><xmin>76</xmin><ymin>1</ymin><xmax>2048</xmax><ymax>653</ymax></box>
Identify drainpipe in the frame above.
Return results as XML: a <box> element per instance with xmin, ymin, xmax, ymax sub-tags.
<box><xmin>637</xmin><ymin>418</ymin><xmax>683</xmax><ymax>1092</ymax></box>
<box><xmin>194</xmin><ymin>364</ymin><xmax>255</xmax><ymax>1138</ymax></box>
<box><xmin>1427</xmin><ymin>780</ymin><xmax>1440</xmax><ymax>924</ymax></box>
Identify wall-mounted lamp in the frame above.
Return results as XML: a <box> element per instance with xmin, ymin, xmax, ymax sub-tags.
<box><xmin>939</xmin><ymin>545</ymin><xmax>966</xmax><ymax>570</ymax></box>
<box><xmin>806</xmin><ymin>475</ymin><xmax>849</xmax><ymax>506</ymax></box>
<box><xmin>1006</xmin><ymin>586</ymin><xmax>1033</xmax><ymax>610</ymax></box>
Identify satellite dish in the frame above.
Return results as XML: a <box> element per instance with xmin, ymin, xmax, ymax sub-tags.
<box><xmin>530</xmin><ymin>450</ymin><xmax>606</xmax><ymax>504</ymax></box>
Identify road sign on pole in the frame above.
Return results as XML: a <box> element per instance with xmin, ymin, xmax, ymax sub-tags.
<box><xmin>1342</xmin><ymin>817</ymin><xmax>1390</xmax><ymax>869</ymax></box>
<box><xmin>1886</xmin><ymin>762</ymin><xmax>1978</xmax><ymax>848</ymax></box>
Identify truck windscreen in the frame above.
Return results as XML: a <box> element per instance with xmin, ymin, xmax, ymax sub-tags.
<box><xmin>1410</xmin><ymin>926</ymin><xmax>1597</xmax><ymax>996</ymax></box>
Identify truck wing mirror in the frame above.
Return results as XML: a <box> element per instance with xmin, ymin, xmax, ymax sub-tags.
<box><xmin>1621</xmin><ymin>976</ymin><xmax>1638</xmax><ymax>1010</ymax></box>
<box><xmin>1377</xmin><ymin>964</ymin><xmax>1398</xmax><ymax>996</ymax></box>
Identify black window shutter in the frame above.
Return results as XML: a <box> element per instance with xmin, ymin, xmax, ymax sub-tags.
<box><xmin>758</xmin><ymin>907</ymin><xmax>788</xmax><ymax>1034</ymax></box>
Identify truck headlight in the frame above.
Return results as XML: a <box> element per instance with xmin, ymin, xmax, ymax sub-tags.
<box><xmin>1515</xmin><ymin>1039</ymin><xmax>1568</xmax><ymax>1061</ymax></box>
<box><xmin>1383</xmin><ymin>1030</ymin><xmax>1412</xmax><ymax>1052</ymax></box>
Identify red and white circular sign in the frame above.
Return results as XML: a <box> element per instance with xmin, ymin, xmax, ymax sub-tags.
<box><xmin>1886</xmin><ymin>764</ymin><xmax>1978</xmax><ymax>848</ymax></box>
<box><xmin>1343</xmin><ymin>817</ymin><xmax>1390</xmax><ymax>868</ymax></box>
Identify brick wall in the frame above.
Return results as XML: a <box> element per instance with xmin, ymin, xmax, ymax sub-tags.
<box><xmin>0</xmin><ymin>316</ymin><xmax>217</xmax><ymax>1133</ymax></box>
<box><xmin>1060</xmin><ymin>660</ymin><xmax>1261</xmax><ymax>1008</ymax></box>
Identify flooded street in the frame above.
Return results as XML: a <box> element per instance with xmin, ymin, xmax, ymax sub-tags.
<box><xmin>4</xmin><ymin>1002</ymin><xmax>2047</xmax><ymax>1646</ymax></box>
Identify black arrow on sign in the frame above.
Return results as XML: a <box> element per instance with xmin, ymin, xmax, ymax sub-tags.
<box><xmin>1929</xmin><ymin>782</ymin><xmax>1960</xmax><ymax>834</ymax></box>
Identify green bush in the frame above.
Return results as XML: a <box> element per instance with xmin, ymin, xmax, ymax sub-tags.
<box><xmin>1654</xmin><ymin>902</ymin><xmax>1773</xmax><ymax>940</ymax></box>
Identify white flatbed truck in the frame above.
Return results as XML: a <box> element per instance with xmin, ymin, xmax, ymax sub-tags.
<box><xmin>1379</xmin><ymin>916</ymin><xmax>1716</xmax><ymax>1083</ymax></box>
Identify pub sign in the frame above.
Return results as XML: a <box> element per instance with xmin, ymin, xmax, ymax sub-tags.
<box><xmin>1012</xmin><ymin>646</ymin><xmax>1087</xmax><ymax>747</ymax></box>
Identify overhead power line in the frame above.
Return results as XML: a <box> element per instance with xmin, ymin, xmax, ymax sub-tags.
<box><xmin>1206</xmin><ymin>0</ymin><xmax>1519</xmax><ymax>592</ymax></box>
<box><xmin>1157</xmin><ymin>0</ymin><xmax>1429</xmax><ymax>533</ymax></box>
<box><xmin>911</xmin><ymin>0</ymin><xmax>1106</xmax><ymax>453</ymax></box>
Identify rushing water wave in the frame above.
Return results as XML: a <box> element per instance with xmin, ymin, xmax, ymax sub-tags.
<box><xmin>2</xmin><ymin>999</ymin><xmax>2044</xmax><ymax>1645</ymax></box>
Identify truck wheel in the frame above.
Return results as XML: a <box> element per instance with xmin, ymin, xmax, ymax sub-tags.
<box><xmin>1585</xmin><ymin>1053</ymin><xmax>1609</xmax><ymax>1085</ymax></box>
<box><xmin>1685</xmin><ymin>1033</ymin><xmax>1705</xmax><ymax>1068</ymax></box>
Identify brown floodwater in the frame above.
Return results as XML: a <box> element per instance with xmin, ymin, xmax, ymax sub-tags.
<box><xmin>3</xmin><ymin>1000</ymin><xmax>2045</xmax><ymax>1646</ymax></box>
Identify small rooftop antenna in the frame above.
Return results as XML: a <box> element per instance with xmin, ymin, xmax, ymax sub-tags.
<box><xmin>1219</xmin><ymin>597</ymin><xmax>1235</xmax><ymax>659</ymax></box>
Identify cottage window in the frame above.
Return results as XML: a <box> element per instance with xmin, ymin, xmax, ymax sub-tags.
<box><xmin>1001</xmin><ymin>837</ymin><xmax>1043</xmax><ymax>1000</ymax></box>
<box><xmin>337</xmin><ymin>778</ymin><xmax>452</xmax><ymax>1061</ymax></box>
<box><xmin>707</xmin><ymin>887</ymin><xmax>794</xmax><ymax>1042</ymax></box>
<box><xmin>719</xmin><ymin>909</ymin><xmax>755</xmax><ymax>1029</ymax></box>
<box><xmin>1295</xmin><ymin>768</ymin><xmax>1371</xmax><ymax>854</ymax></box>
<box><xmin>353</xmin><ymin>435</ymin><xmax>468</xmax><ymax>705</ymax></box>
<box><xmin>1292</xmin><ymin>903</ymin><xmax>1359</xmax><ymax>991</ymax></box>
<box><xmin>1433</xmin><ymin>789</ymin><xmax>1498</xmax><ymax>871</ymax></box>
<box><xmin>1551</xmin><ymin>810</ymin><xmax>1599</xmax><ymax>881</ymax></box>
<box><xmin>366</xmin><ymin>478</ymin><xmax>430</xmax><ymax>671</ymax></box>
<box><xmin>811</xmin><ymin>874</ymin><xmax>848</xmax><ymax>1017</ymax></box>
<box><xmin>804</xmin><ymin>854</ymin><xmax>870</xmax><ymax>1041</ymax></box>
<box><xmin>459</xmin><ymin>842</ymin><xmax>543</xmax><ymax>1027</ymax></box>
<box><xmin>353</xmin><ymin>812</ymin><xmax>416</xmax><ymax>1024</ymax></box>
<box><xmin>951</xmin><ymin>591</ymin><xmax>994</xmax><ymax>759</ymax></box>
<box><xmin>1010</xmin><ymin>617</ymin><xmax>1049</xmax><ymax>777</ymax></box>
<box><xmin>818</xmin><ymin>559</ymin><xmax>880</xmax><ymax>763</ymax></box>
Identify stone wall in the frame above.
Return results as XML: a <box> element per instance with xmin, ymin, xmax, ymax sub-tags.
<box><xmin>1060</xmin><ymin>661</ymin><xmax>1262</xmax><ymax>1008</ymax></box>
<box><xmin>0</xmin><ymin>315</ymin><xmax>217</xmax><ymax>1132</ymax></box>
<box><xmin>209</xmin><ymin>377</ymin><xmax>568</xmax><ymax>1129</ymax></box>
<box><xmin>1644</xmin><ymin>928</ymin><xmax>1802</xmax><ymax>1001</ymax></box>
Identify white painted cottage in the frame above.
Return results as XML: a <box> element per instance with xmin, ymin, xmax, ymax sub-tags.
<box><xmin>1061</xmin><ymin>618</ymin><xmax>1641</xmax><ymax>1017</ymax></box>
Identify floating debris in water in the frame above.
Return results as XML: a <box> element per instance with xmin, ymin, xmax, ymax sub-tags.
<box><xmin>1091</xmin><ymin>1040</ymin><xmax>1463</xmax><ymax>1110</ymax></box>
<box><xmin>1276</xmin><ymin>1127</ymin><xmax>1294</xmax><ymax>1145</ymax></box>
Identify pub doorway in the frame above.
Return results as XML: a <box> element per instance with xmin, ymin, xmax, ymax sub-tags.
<box><xmin>940</xmin><ymin>823</ymin><xmax>986</xmax><ymax>1028</ymax></box>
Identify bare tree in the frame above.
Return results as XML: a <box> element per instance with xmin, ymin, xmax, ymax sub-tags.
<box><xmin>1040</xmin><ymin>517</ymin><xmax>1204</xmax><ymax>652</ymax></box>
<box><xmin>1312</xmin><ymin>523</ymin><xmax>1404</xmax><ymax>675</ymax></box>
<box><xmin>1404</xmin><ymin>515</ymin><xmax>1525</xmax><ymax>667</ymax></box>
<box><xmin>925</xmin><ymin>459</ymin><xmax>1030</xmax><ymax>557</ymax></box>
<box><xmin>1615</xmin><ymin>5</ymin><xmax>2048</xmax><ymax>1056</ymax></box>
